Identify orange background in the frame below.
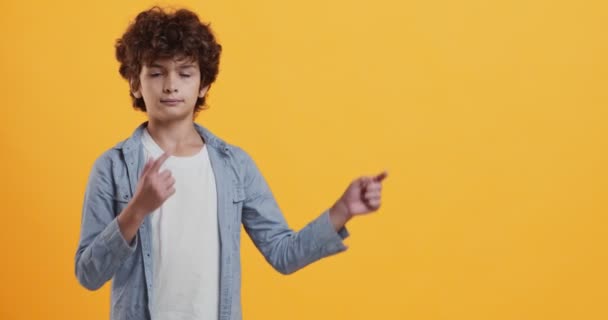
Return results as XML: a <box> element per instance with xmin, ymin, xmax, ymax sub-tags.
<box><xmin>1</xmin><ymin>0</ymin><xmax>607</xmax><ymax>319</ymax></box>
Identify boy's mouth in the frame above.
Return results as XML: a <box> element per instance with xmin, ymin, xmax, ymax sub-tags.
<box><xmin>160</xmin><ymin>99</ymin><xmax>184</xmax><ymax>106</ymax></box>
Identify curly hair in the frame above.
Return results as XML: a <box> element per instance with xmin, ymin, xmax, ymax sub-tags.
<box><xmin>115</xmin><ymin>7</ymin><xmax>222</xmax><ymax>113</ymax></box>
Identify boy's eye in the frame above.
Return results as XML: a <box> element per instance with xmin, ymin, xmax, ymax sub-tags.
<box><xmin>149</xmin><ymin>73</ymin><xmax>162</xmax><ymax>77</ymax></box>
<box><xmin>180</xmin><ymin>74</ymin><xmax>191</xmax><ymax>78</ymax></box>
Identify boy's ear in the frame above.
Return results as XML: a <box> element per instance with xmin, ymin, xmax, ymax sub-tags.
<box><xmin>130</xmin><ymin>80</ymin><xmax>142</xmax><ymax>98</ymax></box>
<box><xmin>199</xmin><ymin>85</ymin><xmax>210</xmax><ymax>98</ymax></box>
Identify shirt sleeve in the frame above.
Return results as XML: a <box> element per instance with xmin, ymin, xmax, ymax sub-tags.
<box><xmin>238</xmin><ymin>148</ymin><xmax>349</xmax><ymax>275</ymax></box>
<box><xmin>74</xmin><ymin>153</ymin><xmax>137</xmax><ymax>290</ymax></box>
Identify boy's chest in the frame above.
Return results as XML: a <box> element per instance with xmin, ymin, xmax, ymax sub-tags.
<box><xmin>108</xmin><ymin>151</ymin><xmax>245</xmax><ymax>225</ymax></box>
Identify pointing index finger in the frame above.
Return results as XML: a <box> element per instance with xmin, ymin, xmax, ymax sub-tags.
<box><xmin>151</xmin><ymin>152</ymin><xmax>171</xmax><ymax>173</ymax></box>
<box><xmin>374</xmin><ymin>170</ymin><xmax>388</xmax><ymax>182</ymax></box>
<box><xmin>140</xmin><ymin>158</ymin><xmax>153</xmax><ymax>177</ymax></box>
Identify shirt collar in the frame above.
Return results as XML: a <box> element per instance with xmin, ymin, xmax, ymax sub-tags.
<box><xmin>113</xmin><ymin>121</ymin><xmax>230</xmax><ymax>156</ymax></box>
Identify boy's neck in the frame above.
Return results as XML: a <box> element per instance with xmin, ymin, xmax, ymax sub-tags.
<box><xmin>146</xmin><ymin>118</ymin><xmax>204</xmax><ymax>157</ymax></box>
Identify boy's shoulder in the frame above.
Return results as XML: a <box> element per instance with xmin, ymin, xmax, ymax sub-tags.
<box><xmin>192</xmin><ymin>122</ymin><xmax>252</xmax><ymax>163</ymax></box>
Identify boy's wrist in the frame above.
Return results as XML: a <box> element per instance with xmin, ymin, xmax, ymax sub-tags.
<box><xmin>329</xmin><ymin>201</ymin><xmax>352</xmax><ymax>231</ymax></box>
<box><xmin>124</xmin><ymin>200</ymin><xmax>148</xmax><ymax>221</ymax></box>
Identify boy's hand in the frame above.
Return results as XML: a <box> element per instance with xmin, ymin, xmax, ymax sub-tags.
<box><xmin>130</xmin><ymin>152</ymin><xmax>175</xmax><ymax>217</ymax></box>
<box><xmin>329</xmin><ymin>171</ymin><xmax>388</xmax><ymax>231</ymax></box>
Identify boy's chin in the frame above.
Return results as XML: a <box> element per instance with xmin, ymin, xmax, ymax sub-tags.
<box><xmin>149</xmin><ymin>108</ymin><xmax>194</xmax><ymax>122</ymax></box>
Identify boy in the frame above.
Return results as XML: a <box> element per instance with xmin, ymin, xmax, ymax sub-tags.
<box><xmin>75</xmin><ymin>7</ymin><xmax>387</xmax><ymax>320</ymax></box>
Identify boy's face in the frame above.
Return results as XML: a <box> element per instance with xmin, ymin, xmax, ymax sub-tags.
<box><xmin>132</xmin><ymin>57</ymin><xmax>208</xmax><ymax>122</ymax></box>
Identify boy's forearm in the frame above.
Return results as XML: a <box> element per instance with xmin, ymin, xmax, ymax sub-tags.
<box><xmin>117</xmin><ymin>203</ymin><xmax>147</xmax><ymax>244</ymax></box>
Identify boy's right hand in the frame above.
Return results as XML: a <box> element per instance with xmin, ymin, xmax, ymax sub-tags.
<box><xmin>130</xmin><ymin>152</ymin><xmax>175</xmax><ymax>217</ymax></box>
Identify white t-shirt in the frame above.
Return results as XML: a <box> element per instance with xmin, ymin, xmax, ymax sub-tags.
<box><xmin>142</xmin><ymin>128</ymin><xmax>219</xmax><ymax>320</ymax></box>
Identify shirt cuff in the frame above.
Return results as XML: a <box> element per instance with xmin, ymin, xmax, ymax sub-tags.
<box><xmin>100</xmin><ymin>218</ymin><xmax>137</xmax><ymax>262</ymax></box>
<box><xmin>313</xmin><ymin>209</ymin><xmax>350</xmax><ymax>254</ymax></box>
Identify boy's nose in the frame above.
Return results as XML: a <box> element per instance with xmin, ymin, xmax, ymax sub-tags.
<box><xmin>163</xmin><ymin>74</ymin><xmax>178</xmax><ymax>93</ymax></box>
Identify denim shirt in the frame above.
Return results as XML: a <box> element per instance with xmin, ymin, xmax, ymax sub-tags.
<box><xmin>75</xmin><ymin>122</ymin><xmax>349</xmax><ymax>320</ymax></box>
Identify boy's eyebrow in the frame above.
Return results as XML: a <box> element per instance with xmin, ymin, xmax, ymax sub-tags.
<box><xmin>148</xmin><ymin>63</ymin><xmax>164</xmax><ymax>69</ymax></box>
<box><xmin>177</xmin><ymin>64</ymin><xmax>197</xmax><ymax>70</ymax></box>
<box><xmin>147</xmin><ymin>63</ymin><xmax>197</xmax><ymax>70</ymax></box>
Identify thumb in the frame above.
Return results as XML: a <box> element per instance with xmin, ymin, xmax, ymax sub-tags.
<box><xmin>359</xmin><ymin>176</ymin><xmax>373</xmax><ymax>189</ymax></box>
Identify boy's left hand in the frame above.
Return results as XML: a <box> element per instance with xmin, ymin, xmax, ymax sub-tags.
<box><xmin>329</xmin><ymin>171</ymin><xmax>388</xmax><ymax>230</ymax></box>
